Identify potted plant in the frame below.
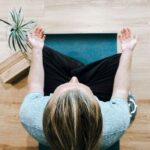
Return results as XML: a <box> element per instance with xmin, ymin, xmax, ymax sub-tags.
<box><xmin>0</xmin><ymin>7</ymin><xmax>37</xmax><ymax>83</ymax></box>
<box><xmin>0</xmin><ymin>7</ymin><xmax>37</xmax><ymax>54</ymax></box>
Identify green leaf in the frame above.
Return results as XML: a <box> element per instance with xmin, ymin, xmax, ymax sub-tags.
<box><xmin>19</xmin><ymin>40</ymin><xmax>27</xmax><ymax>52</ymax></box>
<box><xmin>11</xmin><ymin>32</ymin><xmax>17</xmax><ymax>51</ymax></box>
<box><xmin>16</xmin><ymin>32</ymin><xmax>27</xmax><ymax>52</ymax></box>
<box><xmin>22</xmin><ymin>26</ymin><xmax>30</xmax><ymax>30</ymax></box>
<box><xmin>17</xmin><ymin>8</ymin><xmax>22</xmax><ymax>27</ymax></box>
<box><xmin>18</xmin><ymin>29</ymin><xmax>33</xmax><ymax>50</ymax></box>
<box><xmin>15</xmin><ymin>32</ymin><xmax>23</xmax><ymax>52</ymax></box>
<box><xmin>19</xmin><ymin>30</ymin><xmax>32</xmax><ymax>50</ymax></box>
<box><xmin>18</xmin><ymin>30</ymin><xmax>25</xmax><ymax>41</ymax></box>
<box><xmin>8</xmin><ymin>32</ymin><xmax>13</xmax><ymax>50</ymax></box>
<box><xmin>18</xmin><ymin>34</ymin><xmax>27</xmax><ymax>52</ymax></box>
<box><xmin>21</xmin><ymin>20</ymin><xmax>35</xmax><ymax>28</ymax></box>
<box><xmin>19</xmin><ymin>7</ymin><xmax>22</xmax><ymax>14</ymax></box>
<box><xmin>10</xmin><ymin>10</ymin><xmax>17</xmax><ymax>24</ymax></box>
<box><xmin>17</xmin><ymin>31</ymin><xmax>25</xmax><ymax>41</ymax></box>
<box><xmin>19</xmin><ymin>16</ymin><xmax>24</xmax><ymax>27</ymax></box>
<box><xmin>27</xmin><ymin>42</ymin><xmax>32</xmax><ymax>49</ymax></box>
<box><xmin>18</xmin><ymin>30</ymin><xmax>27</xmax><ymax>42</ymax></box>
<box><xmin>0</xmin><ymin>19</ymin><xmax>12</xmax><ymax>26</ymax></box>
<box><xmin>12</xmin><ymin>8</ymin><xmax>19</xmax><ymax>27</ymax></box>
<box><xmin>14</xmin><ymin>9</ymin><xmax>19</xmax><ymax>27</ymax></box>
<box><xmin>10</xmin><ymin>8</ymin><xmax>23</xmax><ymax>28</ymax></box>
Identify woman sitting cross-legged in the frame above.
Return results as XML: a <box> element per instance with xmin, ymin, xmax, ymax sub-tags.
<box><xmin>19</xmin><ymin>26</ymin><xmax>138</xmax><ymax>150</ymax></box>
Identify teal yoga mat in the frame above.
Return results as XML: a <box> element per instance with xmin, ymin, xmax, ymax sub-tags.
<box><xmin>40</xmin><ymin>33</ymin><xmax>119</xmax><ymax>150</ymax></box>
<box><xmin>45</xmin><ymin>33</ymin><xmax>117</xmax><ymax>64</ymax></box>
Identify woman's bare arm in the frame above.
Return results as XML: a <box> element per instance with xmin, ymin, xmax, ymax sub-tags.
<box><xmin>111</xmin><ymin>28</ymin><xmax>138</xmax><ymax>100</ymax></box>
<box><xmin>27</xmin><ymin>26</ymin><xmax>46</xmax><ymax>94</ymax></box>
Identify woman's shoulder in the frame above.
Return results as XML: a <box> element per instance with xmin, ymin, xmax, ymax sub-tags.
<box><xmin>95</xmin><ymin>96</ymin><xmax>131</xmax><ymax>149</ymax></box>
<box><xmin>19</xmin><ymin>92</ymin><xmax>53</xmax><ymax>145</ymax></box>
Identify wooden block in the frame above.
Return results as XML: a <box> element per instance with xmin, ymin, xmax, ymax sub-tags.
<box><xmin>0</xmin><ymin>52</ymin><xmax>31</xmax><ymax>83</ymax></box>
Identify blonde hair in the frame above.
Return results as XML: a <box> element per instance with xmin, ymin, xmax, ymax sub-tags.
<box><xmin>43</xmin><ymin>89</ymin><xmax>103</xmax><ymax>150</ymax></box>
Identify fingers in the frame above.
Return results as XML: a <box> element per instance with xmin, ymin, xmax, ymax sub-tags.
<box><xmin>35</xmin><ymin>26</ymin><xmax>43</xmax><ymax>35</ymax></box>
<box><xmin>118</xmin><ymin>28</ymin><xmax>125</xmax><ymax>41</ymax></box>
<box><xmin>40</xmin><ymin>31</ymin><xmax>44</xmax><ymax>38</ymax></box>
<box><xmin>118</xmin><ymin>27</ymin><xmax>132</xmax><ymax>41</ymax></box>
<box><xmin>126</xmin><ymin>28</ymin><xmax>131</xmax><ymax>38</ymax></box>
<box><xmin>122</xmin><ymin>28</ymin><xmax>126</xmax><ymax>40</ymax></box>
<box><xmin>32</xmin><ymin>25</ymin><xmax>45</xmax><ymax>39</ymax></box>
<box><xmin>41</xmin><ymin>34</ymin><xmax>46</xmax><ymax>40</ymax></box>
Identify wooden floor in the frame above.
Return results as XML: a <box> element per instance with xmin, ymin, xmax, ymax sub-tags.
<box><xmin>0</xmin><ymin>0</ymin><xmax>150</xmax><ymax>149</ymax></box>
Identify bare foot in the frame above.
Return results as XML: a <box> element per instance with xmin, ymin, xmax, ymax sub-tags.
<box><xmin>27</xmin><ymin>26</ymin><xmax>46</xmax><ymax>50</ymax></box>
<box><xmin>118</xmin><ymin>28</ymin><xmax>138</xmax><ymax>53</ymax></box>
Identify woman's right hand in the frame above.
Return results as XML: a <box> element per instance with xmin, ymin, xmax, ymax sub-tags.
<box><xmin>118</xmin><ymin>28</ymin><xmax>138</xmax><ymax>52</ymax></box>
<box><xmin>27</xmin><ymin>26</ymin><xmax>46</xmax><ymax>50</ymax></box>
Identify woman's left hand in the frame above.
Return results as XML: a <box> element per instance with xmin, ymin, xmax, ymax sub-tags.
<box><xmin>118</xmin><ymin>28</ymin><xmax>138</xmax><ymax>52</ymax></box>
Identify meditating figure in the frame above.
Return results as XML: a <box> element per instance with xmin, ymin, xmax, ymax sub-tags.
<box><xmin>19</xmin><ymin>26</ymin><xmax>138</xmax><ymax>150</ymax></box>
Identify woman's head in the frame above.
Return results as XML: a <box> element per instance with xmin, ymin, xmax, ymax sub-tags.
<box><xmin>43</xmin><ymin>77</ymin><xmax>103</xmax><ymax>150</ymax></box>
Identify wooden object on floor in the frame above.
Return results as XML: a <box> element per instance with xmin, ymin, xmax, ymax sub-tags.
<box><xmin>0</xmin><ymin>52</ymin><xmax>31</xmax><ymax>83</ymax></box>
